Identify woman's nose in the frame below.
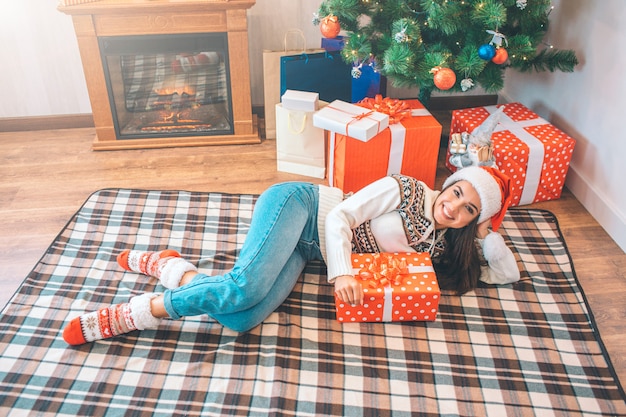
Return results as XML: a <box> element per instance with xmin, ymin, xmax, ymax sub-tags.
<box><xmin>449</xmin><ymin>200</ymin><xmax>463</xmax><ymax>212</ymax></box>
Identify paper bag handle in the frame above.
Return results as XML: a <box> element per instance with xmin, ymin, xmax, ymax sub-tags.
<box><xmin>284</xmin><ymin>29</ymin><xmax>307</xmax><ymax>53</ymax></box>
<box><xmin>287</xmin><ymin>112</ymin><xmax>307</xmax><ymax>135</ymax></box>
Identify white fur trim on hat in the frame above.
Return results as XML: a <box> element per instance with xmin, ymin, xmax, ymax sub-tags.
<box><xmin>129</xmin><ymin>293</ymin><xmax>162</xmax><ymax>330</ymax></box>
<box><xmin>442</xmin><ymin>166</ymin><xmax>502</xmax><ymax>224</ymax></box>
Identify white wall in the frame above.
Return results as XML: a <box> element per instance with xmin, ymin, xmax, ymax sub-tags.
<box><xmin>247</xmin><ymin>0</ymin><xmax>323</xmax><ymax>106</ymax></box>
<box><xmin>501</xmin><ymin>0</ymin><xmax>626</xmax><ymax>251</ymax></box>
<box><xmin>0</xmin><ymin>0</ymin><xmax>91</xmax><ymax>117</ymax></box>
<box><xmin>0</xmin><ymin>0</ymin><xmax>323</xmax><ymax>117</ymax></box>
<box><xmin>1</xmin><ymin>1</ymin><xmax>624</xmax><ymax>251</ymax></box>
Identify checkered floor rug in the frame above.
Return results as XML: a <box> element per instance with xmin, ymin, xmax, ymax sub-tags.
<box><xmin>0</xmin><ymin>189</ymin><xmax>624</xmax><ymax>416</ymax></box>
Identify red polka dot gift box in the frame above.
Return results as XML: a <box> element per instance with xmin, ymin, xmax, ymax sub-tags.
<box><xmin>445</xmin><ymin>103</ymin><xmax>576</xmax><ymax>207</ymax></box>
<box><xmin>335</xmin><ymin>252</ymin><xmax>440</xmax><ymax>323</ymax></box>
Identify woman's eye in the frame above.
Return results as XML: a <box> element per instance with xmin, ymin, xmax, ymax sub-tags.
<box><xmin>465</xmin><ymin>205</ymin><xmax>475</xmax><ymax>215</ymax></box>
<box><xmin>453</xmin><ymin>189</ymin><xmax>460</xmax><ymax>197</ymax></box>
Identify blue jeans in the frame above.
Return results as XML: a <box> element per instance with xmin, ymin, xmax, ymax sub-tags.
<box><xmin>162</xmin><ymin>182</ymin><xmax>323</xmax><ymax>332</ymax></box>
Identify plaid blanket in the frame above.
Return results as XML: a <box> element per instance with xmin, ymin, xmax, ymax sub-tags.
<box><xmin>0</xmin><ymin>189</ymin><xmax>624</xmax><ymax>416</ymax></box>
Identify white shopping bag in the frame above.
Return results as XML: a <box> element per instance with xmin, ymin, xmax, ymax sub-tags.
<box><xmin>275</xmin><ymin>103</ymin><xmax>326</xmax><ymax>179</ymax></box>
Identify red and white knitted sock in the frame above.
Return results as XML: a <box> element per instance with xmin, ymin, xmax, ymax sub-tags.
<box><xmin>63</xmin><ymin>293</ymin><xmax>161</xmax><ymax>346</ymax></box>
<box><xmin>117</xmin><ymin>249</ymin><xmax>197</xmax><ymax>289</ymax></box>
<box><xmin>117</xmin><ymin>249</ymin><xmax>180</xmax><ymax>277</ymax></box>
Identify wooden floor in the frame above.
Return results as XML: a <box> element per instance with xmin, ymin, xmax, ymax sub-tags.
<box><xmin>1</xmin><ymin>118</ymin><xmax>625</xmax><ymax>389</ymax></box>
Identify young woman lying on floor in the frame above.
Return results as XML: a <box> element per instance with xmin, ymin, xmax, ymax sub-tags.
<box><xmin>63</xmin><ymin>166</ymin><xmax>519</xmax><ymax>345</ymax></box>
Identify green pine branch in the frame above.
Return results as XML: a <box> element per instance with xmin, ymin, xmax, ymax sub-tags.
<box><xmin>514</xmin><ymin>48</ymin><xmax>579</xmax><ymax>72</ymax></box>
<box><xmin>315</xmin><ymin>0</ymin><xmax>579</xmax><ymax>100</ymax></box>
<box><xmin>469</xmin><ymin>0</ymin><xmax>507</xmax><ymax>29</ymax></box>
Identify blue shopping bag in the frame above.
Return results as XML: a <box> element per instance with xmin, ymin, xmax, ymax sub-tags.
<box><xmin>280</xmin><ymin>51</ymin><xmax>352</xmax><ymax>103</ymax></box>
<box><xmin>351</xmin><ymin>64</ymin><xmax>382</xmax><ymax>103</ymax></box>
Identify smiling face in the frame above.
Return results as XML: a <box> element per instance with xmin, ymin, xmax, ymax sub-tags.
<box><xmin>433</xmin><ymin>180</ymin><xmax>482</xmax><ymax>229</ymax></box>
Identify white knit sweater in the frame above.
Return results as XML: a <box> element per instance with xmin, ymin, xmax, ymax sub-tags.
<box><xmin>317</xmin><ymin>176</ymin><xmax>520</xmax><ymax>286</ymax></box>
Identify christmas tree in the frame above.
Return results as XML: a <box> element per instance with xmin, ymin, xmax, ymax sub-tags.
<box><xmin>314</xmin><ymin>0</ymin><xmax>578</xmax><ymax>104</ymax></box>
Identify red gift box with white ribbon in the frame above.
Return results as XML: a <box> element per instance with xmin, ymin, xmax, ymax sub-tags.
<box><xmin>446</xmin><ymin>103</ymin><xmax>576</xmax><ymax>206</ymax></box>
<box><xmin>321</xmin><ymin>96</ymin><xmax>442</xmax><ymax>193</ymax></box>
<box><xmin>335</xmin><ymin>252</ymin><xmax>440</xmax><ymax>323</ymax></box>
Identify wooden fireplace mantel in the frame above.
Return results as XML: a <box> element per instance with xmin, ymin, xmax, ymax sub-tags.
<box><xmin>59</xmin><ymin>0</ymin><xmax>260</xmax><ymax>150</ymax></box>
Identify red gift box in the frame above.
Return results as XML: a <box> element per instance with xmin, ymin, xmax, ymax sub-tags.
<box><xmin>328</xmin><ymin>98</ymin><xmax>442</xmax><ymax>193</ymax></box>
<box><xmin>335</xmin><ymin>252</ymin><xmax>440</xmax><ymax>323</ymax></box>
<box><xmin>446</xmin><ymin>103</ymin><xmax>576</xmax><ymax>206</ymax></box>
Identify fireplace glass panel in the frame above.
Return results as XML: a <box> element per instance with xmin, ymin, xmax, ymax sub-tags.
<box><xmin>100</xmin><ymin>33</ymin><xmax>233</xmax><ymax>139</ymax></box>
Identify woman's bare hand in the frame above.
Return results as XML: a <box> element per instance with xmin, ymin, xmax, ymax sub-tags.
<box><xmin>333</xmin><ymin>275</ymin><xmax>363</xmax><ymax>306</ymax></box>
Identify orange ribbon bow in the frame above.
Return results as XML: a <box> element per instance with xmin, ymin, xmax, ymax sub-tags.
<box><xmin>356</xmin><ymin>254</ymin><xmax>409</xmax><ymax>288</ymax></box>
<box><xmin>358</xmin><ymin>95</ymin><xmax>412</xmax><ymax>125</ymax></box>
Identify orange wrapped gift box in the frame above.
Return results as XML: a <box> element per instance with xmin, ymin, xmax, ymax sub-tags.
<box><xmin>445</xmin><ymin>103</ymin><xmax>576</xmax><ymax>207</ymax></box>
<box><xmin>328</xmin><ymin>97</ymin><xmax>442</xmax><ymax>193</ymax></box>
<box><xmin>335</xmin><ymin>252</ymin><xmax>440</xmax><ymax>323</ymax></box>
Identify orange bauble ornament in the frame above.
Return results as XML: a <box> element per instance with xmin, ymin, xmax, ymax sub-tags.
<box><xmin>320</xmin><ymin>15</ymin><xmax>341</xmax><ymax>39</ymax></box>
<box><xmin>492</xmin><ymin>47</ymin><xmax>508</xmax><ymax>65</ymax></box>
<box><xmin>432</xmin><ymin>67</ymin><xmax>456</xmax><ymax>90</ymax></box>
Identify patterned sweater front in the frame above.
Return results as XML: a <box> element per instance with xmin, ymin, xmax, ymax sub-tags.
<box><xmin>319</xmin><ymin>175</ymin><xmax>520</xmax><ymax>286</ymax></box>
<box><xmin>350</xmin><ymin>175</ymin><xmax>446</xmax><ymax>258</ymax></box>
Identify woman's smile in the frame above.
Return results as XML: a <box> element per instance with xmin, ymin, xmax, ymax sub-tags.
<box><xmin>434</xmin><ymin>180</ymin><xmax>481</xmax><ymax>229</ymax></box>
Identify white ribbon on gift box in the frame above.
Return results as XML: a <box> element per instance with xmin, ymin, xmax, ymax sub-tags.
<box><xmin>352</xmin><ymin>264</ymin><xmax>434</xmax><ymax>322</ymax></box>
<box><xmin>386</xmin><ymin>108</ymin><xmax>434</xmax><ymax>175</ymax></box>
<box><xmin>328</xmin><ymin>131</ymin><xmax>338</xmax><ymax>187</ymax></box>
<box><xmin>387</xmin><ymin>124</ymin><xmax>406</xmax><ymax>175</ymax></box>
<box><xmin>485</xmin><ymin>105</ymin><xmax>547</xmax><ymax>206</ymax></box>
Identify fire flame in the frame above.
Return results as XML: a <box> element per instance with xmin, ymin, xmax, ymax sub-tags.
<box><xmin>154</xmin><ymin>86</ymin><xmax>196</xmax><ymax>96</ymax></box>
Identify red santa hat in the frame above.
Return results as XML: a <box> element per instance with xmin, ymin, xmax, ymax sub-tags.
<box><xmin>442</xmin><ymin>166</ymin><xmax>512</xmax><ymax>231</ymax></box>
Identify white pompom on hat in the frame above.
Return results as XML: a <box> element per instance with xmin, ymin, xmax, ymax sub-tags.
<box><xmin>442</xmin><ymin>166</ymin><xmax>512</xmax><ymax>231</ymax></box>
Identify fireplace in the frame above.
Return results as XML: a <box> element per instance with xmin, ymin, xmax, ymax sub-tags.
<box><xmin>59</xmin><ymin>0</ymin><xmax>259</xmax><ymax>150</ymax></box>
<box><xmin>101</xmin><ymin>33</ymin><xmax>234</xmax><ymax>139</ymax></box>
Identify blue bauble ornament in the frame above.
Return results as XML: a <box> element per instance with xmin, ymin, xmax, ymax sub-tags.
<box><xmin>478</xmin><ymin>44</ymin><xmax>496</xmax><ymax>60</ymax></box>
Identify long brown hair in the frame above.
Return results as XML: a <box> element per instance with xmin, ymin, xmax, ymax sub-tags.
<box><xmin>433</xmin><ymin>216</ymin><xmax>482</xmax><ymax>295</ymax></box>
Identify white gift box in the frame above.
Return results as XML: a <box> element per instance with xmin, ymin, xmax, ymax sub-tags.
<box><xmin>313</xmin><ymin>100</ymin><xmax>389</xmax><ymax>142</ymax></box>
<box><xmin>281</xmin><ymin>90</ymin><xmax>319</xmax><ymax>112</ymax></box>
